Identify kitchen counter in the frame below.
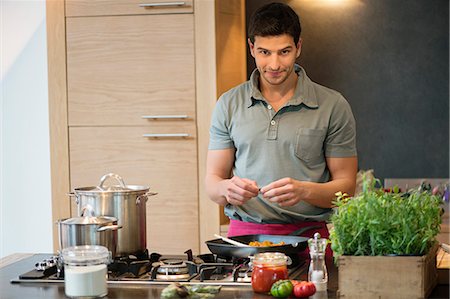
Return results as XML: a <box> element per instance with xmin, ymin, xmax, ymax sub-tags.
<box><xmin>1</xmin><ymin>253</ymin><xmax>448</xmax><ymax>299</ymax></box>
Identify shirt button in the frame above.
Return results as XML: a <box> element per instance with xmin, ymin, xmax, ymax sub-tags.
<box><xmin>270</xmin><ymin>120</ymin><xmax>276</xmax><ymax>126</ymax></box>
<box><xmin>267</xmin><ymin>105</ymin><xmax>272</xmax><ymax>110</ymax></box>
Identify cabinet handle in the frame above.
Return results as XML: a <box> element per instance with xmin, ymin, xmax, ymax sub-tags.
<box><xmin>142</xmin><ymin>115</ymin><xmax>189</xmax><ymax>119</ymax></box>
<box><xmin>143</xmin><ymin>133</ymin><xmax>189</xmax><ymax>138</ymax></box>
<box><xmin>139</xmin><ymin>2</ymin><xmax>186</xmax><ymax>8</ymax></box>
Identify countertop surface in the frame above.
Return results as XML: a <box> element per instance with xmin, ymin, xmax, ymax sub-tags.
<box><xmin>1</xmin><ymin>252</ymin><xmax>449</xmax><ymax>299</ymax></box>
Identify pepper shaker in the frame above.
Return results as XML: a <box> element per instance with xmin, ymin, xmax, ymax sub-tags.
<box><xmin>308</xmin><ymin>232</ymin><xmax>328</xmax><ymax>292</ymax></box>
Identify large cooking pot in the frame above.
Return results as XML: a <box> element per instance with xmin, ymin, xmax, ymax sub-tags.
<box><xmin>57</xmin><ymin>212</ymin><xmax>121</xmax><ymax>258</ymax></box>
<box><xmin>70</xmin><ymin>173</ymin><xmax>157</xmax><ymax>256</ymax></box>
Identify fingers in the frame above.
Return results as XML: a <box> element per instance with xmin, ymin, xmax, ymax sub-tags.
<box><xmin>260</xmin><ymin>178</ymin><xmax>300</xmax><ymax>206</ymax></box>
<box><xmin>261</xmin><ymin>178</ymin><xmax>294</xmax><ymax>198</ymax></box>
<box><xmin>260</xmin><ymin>177</ymin><xmax>291</xmax><ymax>194</ymax></box>
<box><xmin>225</xmin><ymin>176</ymin><xmax>259</xmax><ymax>205</ymax></box>
<box><xmin>265</xmin><ymin>191</ymin><xmax>298</xmax><ymax>206</ymax></box>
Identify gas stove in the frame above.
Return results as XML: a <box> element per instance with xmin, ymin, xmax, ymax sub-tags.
<box><xmin>12</xmin><ymin>249</ymin><xmax>307</xmax><ymax>286</ymax></box>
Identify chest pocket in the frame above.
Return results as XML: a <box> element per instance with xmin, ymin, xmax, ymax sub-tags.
<box><xmin>295</xmin><ymin>128</ymin><xmax>326</xmax><ymax>162</ymax></box>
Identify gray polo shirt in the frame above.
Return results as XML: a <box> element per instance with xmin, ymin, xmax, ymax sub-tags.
<box><xmin>209</xmin><ymin>65</ymin><xmax>357</xmax><ymax>224</ymax></box>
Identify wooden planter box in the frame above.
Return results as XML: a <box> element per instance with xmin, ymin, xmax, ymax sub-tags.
<box><xmin>337</xmin><ymin>244</ymin><xmax>438</xmax><ymax>299</ymax></box>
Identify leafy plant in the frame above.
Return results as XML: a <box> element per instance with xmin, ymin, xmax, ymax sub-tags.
<box><xmin>329</xmin><ymin>178</ymin><xmax>443</xmax><ymax>259</ymax></box>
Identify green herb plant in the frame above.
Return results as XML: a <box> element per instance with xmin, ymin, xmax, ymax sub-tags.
<box><xmin>329</xmin><ymin>178</ymin><xmax>442</xmax><ymax>259</ymax></box>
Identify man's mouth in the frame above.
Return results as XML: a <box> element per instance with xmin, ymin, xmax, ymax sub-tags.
<box><xmin>266</xmin><ymin>70</ymin><xmax>283</xmax><ymax>77</ymax></box>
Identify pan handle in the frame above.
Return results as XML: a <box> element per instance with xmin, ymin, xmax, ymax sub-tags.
<box><xmin>289</xmin><ymin>225</ymin><xmax>322</xmax><ymax>236</ymax></box>
<box><xmin>213</xmin><ymin>234</ymin><xmax>250</xmax><ymax>247</ymax></box>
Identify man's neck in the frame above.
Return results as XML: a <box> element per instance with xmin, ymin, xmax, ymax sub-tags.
<box><xmin>260</xmin><ymin>72</ymin><xmax>298</xmax><ymax>112</ymax></box>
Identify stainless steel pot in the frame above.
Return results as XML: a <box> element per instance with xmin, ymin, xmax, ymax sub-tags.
<box><xmin>57</xmin><ymin>213</ymin><xmax>121</xmax><ymax>258</ymax></box>
<box><xmin>70</xmin><ymin>173</ymin><xmax>157</xmax><ymax>256</ymax></box>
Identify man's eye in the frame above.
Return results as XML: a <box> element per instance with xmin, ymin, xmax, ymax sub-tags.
<box><xmin>281</xmin><ymin>50</ymin><xmax>290</xmax><ymax>55</ymax></box>
<box><xmin>259</xmin><ymin>50</ymin><xmax>270</xmax><ymax>55</ymax></box>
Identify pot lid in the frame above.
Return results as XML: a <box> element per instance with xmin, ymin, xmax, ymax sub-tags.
<box><xmin>60</xmin><ymin>216</ymin><xmax>117</xmax><ymax>225</ymax></box>
<box><xmin>73</xmin><ymin>173</ymin><xmax>150</xmax><ymax>194</ymax></box>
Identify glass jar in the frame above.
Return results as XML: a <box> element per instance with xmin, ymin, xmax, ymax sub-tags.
<box><xmin>62</xmin><ymin>245</ymin><xmax>111</xmax><ymax>298</ymax></box>
<box><xmin>251</xmin><ymin>252</ymin><xmax>289</xmax><ymax>293</ymax></box>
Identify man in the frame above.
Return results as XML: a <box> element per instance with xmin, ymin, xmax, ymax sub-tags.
<box><xmin>205</xmin><ymin>2</ymin><xmax>357</xmax><ymax>254</ymax></box>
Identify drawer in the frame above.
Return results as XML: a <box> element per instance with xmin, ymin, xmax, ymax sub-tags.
<box><xmin>66</xmin><ymin>0</ymin><xmax>193</xmax><ymax>17</ymax></box>
<box><xmin>69</xmin><ymin>125</ymin><xmax>199</xmax><ymax>254</ymax></box>
<box><xmin>66</xmin><ymin>14</ymin><xmax>195</xmax><ymax>126</ymax></box>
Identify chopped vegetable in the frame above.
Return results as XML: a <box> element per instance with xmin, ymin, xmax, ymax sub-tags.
<box><xmin>189</xmin><ymin>285</ymin><xmax>222</xmax><ymax>294</ymax></box>
<box><xmin>161</xmin><ymin>283</ymin><xmax>189</xmax><ymax>298</ymax></box>
<box><xmin>249</xmin><ymin>240</ymin><xmax>286</xmax><ymax>247</ymax></box>
<box><xmin>160</xmin><ymin>283</ymin><xmax>222</xmax><ymax>299</ymax></box>
<box><xmin>270</xmin><ymin>279</ymin><xmax>293</xmax><ymax>298</ymax></box>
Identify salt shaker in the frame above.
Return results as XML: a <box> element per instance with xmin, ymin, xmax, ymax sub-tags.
<box><xmin>308</xmin><ymin>232</ymin><xmax>328</xmax><ymax>292</ymax></box>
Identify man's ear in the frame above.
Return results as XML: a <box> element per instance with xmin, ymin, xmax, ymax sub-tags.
<box><xmin>248</xmin><ymin>38</ymin><xmax>256</xmax><ymax>58</ymax></box>
<box><xmin>296</xmin><ymin>38</ymin><xmax>302</xmax><ymax>58</ymax></box>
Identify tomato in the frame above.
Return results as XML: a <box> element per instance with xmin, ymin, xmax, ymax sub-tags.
<box><xmin>270</xmin><ymin>279</ymin><xmax>293</xmax><ymax>298</ymax></box>
<box><xmin>293</xmin><ymin>281</ymin><xmax>316</xmax><ymax>298</ymax></box>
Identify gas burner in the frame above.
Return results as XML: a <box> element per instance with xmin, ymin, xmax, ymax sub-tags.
<box><xmin>150</xmin><ymin>258</ymin><xmax>198</xmax><ymax>281</ymax></box>
<box><xmin>156</xmin><ymin>259</ymin><xmax>189</xmax><ymax>276</ymax></box>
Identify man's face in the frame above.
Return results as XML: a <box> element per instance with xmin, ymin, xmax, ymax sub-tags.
<box><xmin>249</xmin><ymin>34</ymin><xmax>302</xmax><ymax>87</ymax></box>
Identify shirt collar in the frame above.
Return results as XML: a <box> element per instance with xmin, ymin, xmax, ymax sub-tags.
<box><xmin>248</xmin><ymin>64</ymin><xmax>319</xmax><ymax>109</ymax></box>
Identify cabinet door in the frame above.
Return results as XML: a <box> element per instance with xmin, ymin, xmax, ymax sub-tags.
<box><xmin>66</xmin><ymin>0</ymin><xmax>194</xmax><ymax>17</ymax></box>
<box><xmin>66</xmin><ymin>14</ymin><xmax>195</xmax><ymax>126</ymax></box>
<box><xmin>69</xmin><ymin>125</ymin><xmax>199</xmax><ymax>254</ymax></box>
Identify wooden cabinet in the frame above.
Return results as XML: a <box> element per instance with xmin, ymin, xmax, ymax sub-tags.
<box><xmin>66</xmin><ymin>14</ymin><xmax>195</xmax><ymax>126</ymax></box>
<box><xmin>65</xmin><ymin>1</ymin><xmax>198</xmax><ymax>254</ymax></box>
<box><xmin>69</xmin><ymin>126</ymin><xmax>198</xmax><ymax>253</ymax></box>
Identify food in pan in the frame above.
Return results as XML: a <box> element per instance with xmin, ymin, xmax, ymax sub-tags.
<box><xmin>248</xmin><ymin>240</ymin><xmax>286</xmax><ymax>247</ymax></box>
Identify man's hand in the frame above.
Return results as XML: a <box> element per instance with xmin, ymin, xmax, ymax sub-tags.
<box><xmin>220</xmin><ymin>176</ymin><xmax>259</xmax><ymax>206</ymax></box>
<box><xmin>260</xmin><ymin>157</ymin><xmax>358</xmax><ymax>208</ymax></box>
<box><xmin>260</xmin><ymin>177</ymin><xmax>307</xmax><ymax>207</ymax></box>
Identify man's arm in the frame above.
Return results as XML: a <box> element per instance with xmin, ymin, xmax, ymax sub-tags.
<box><xmin>260</xmin><ymin>156</ymin><xmax>358</xmax><ymax>208</ymax></box>
<box><xmin>205</xmin><ymin>149</ymin><xmax>259</xmax><ymax>206</ymax></box>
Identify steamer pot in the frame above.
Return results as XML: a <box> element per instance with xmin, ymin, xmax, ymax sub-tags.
<box><xmin>57</xmin><ymin>213</ymin><xmax>121</xmax><ymax>258</ymax></box>
<box><xmin>70</xmin><ymin>173</ymin><xmax>157</xmax><ymax>256</ymax></box>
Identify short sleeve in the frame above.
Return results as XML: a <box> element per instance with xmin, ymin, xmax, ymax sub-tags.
<box><xmin>324</xmin><ymin>95</ymin><xmax>357</xmax><ymax>157</ymax></box>
<box><xmin>208</xmin><ymin>97</ymin><xmax>235</xmax><ymax>150</ymax></box>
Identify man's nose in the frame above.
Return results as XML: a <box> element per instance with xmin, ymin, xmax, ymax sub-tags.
<box><xmin>268</xmin><ymin>54</ymin><xmax>281</xmax><ymax>71</ymax></box>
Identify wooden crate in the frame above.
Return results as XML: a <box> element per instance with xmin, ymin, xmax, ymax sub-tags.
<box><xmin>337</xmin><ymin>244</ymin><xmax>438</xmax><ymax>299</ymax></box>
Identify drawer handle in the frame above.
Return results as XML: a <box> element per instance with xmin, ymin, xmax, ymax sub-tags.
<box><xmin>143</xmin><ymin>133</ymin><xmax>189</xmax><ymax>138</ymax></box>
<box><xmin>139</xmin><ymin>2</ymin><xmax>186</xmax><ymax>8</ymax></box>
<box><xmin>142</xmin><ymin>115</ymin><xmax>189</xmax><ymax>119</ymax></box>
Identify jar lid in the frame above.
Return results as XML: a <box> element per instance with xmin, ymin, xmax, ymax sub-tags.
<box><xmin>62</xmin><ymin>245</ymin><xmax>111</xmax><ymax>266</ymax></box>
<box><xmin>252</xmin><ymin>252</ymin><xmax>289</xmax><ymax>266</ymax></box>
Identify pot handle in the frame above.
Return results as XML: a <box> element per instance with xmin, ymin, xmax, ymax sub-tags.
<box><xmin>97</xmin><ymin>224</ymin><xmax>123</xmax><ymax>232</ymax></box>
<box><xmin>136</xmin><ymin>192</ymin><xmax>158</xmax><ymax>205</ymax></box>
<box><xmin>67</xmin><ymin>192</ymin><xmax>80</xmax><ymax>205</ymax></box>
<box><xmin>98</xmin><ymin>173</ymin><xmax>126</xmax><ymax>190</ymax></box>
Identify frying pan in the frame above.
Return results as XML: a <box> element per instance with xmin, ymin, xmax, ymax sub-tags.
<box><xmin>205</xmin><ymin>226</ymin><xmax>321</xmax><ymax>259</ymax></box>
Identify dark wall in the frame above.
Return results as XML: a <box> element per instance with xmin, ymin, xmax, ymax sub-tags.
<box><xmin>246</xmin><ymin>0</ymin><xmax>449</xmax><ymax>181</ymax></box>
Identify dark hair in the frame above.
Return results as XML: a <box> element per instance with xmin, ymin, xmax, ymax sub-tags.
<box><xmin>248</xmin><ymin>2</ymin><xmax>301</xmax><ymax>44</ymax></box>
